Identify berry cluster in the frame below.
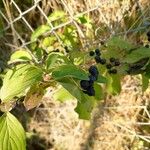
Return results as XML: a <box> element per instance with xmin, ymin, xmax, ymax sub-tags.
<box><xmin>106</xmin><ymin>57</ymin><xmax>120</xmax><ymax>74</ymax></box>
<box><xmin>80</xmin><ymin>65</ymin><xmax>99</xmax><ymax>96</ymax></box>
<box><xmin>147</xmin><ymin>31</ymin><xmax>150</xmax><ymax>42</ymax></box>
<box><xmin>89</xmin><ymin>49</ymin><xmax>120</xmax><ymax>74</ymax></box>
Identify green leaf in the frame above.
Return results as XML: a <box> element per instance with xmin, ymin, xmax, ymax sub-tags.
<box><xmin>94</xmin><ymin>83</ymin><xmax>103</xmax><ymax>100</ymax></box>
<box><xmin>107</xmin><ymin>74</ymin><xmax>121</xmax><ymax>95</ymax></box>
<box><xmin>75</xmin><ymin>97</ymin><xmax>95</xmax><ymax>120</ymax></box>
<box><xmin>0</xmin><ymin>112</ymin><xmax>26</xmax><ymax>150</ymax></box>
<box><xmin>142</xmin><ymin>74</ymin><xmax>149</xmax><ymax>92</ymax></box>
<box><xmin>58</xmin><ymin>78</ymin><xmax>96</xmax><ymax>119</ymax></box>
<box><xmin>104</xmin><ymin>37</ymin><xmax>135</xmax><ymax>59</ymax></box>
<box><xmin>46</xmin><ymin>53</ymin><xmax>63</xmax><ymax>70</ymax></box>
<box><xmin>48</xmin><ymin>11</ymin><xmax>66</xmax><ymax>22</ymax></box>
<box><xmin>9</xmin><ymin>50</ymin><xmax>32</xmax><ymax>63</ymax></box>
<box><xmin>123</xmin><ymin>47</ymin><xmax>150</xmax><ymax>63</ymax></box>
<box><xmin>52</xmin><ymin>65</ymin><xmax>89</xmax><ymax>80</ymax></box>
<box><xmin>107</xmin><ymin>36</ymin><xmax>134</xmax><ymax>51</ymax></box>
<box><xmin>42</xmin><ymin>36</ymin><xmax>57</xmax><ymax>48</ymax></box>
<box><xmin>31</xmin><ymin>25</ymin><xmax>51</xmax><ymax>42</ymax></box>
<box><xmin>0</xmin><ymin>64</ymin><xmax>43</xmax><ymax>102</ymax></box>
<box><xmin>96</xmin><ymin>75</ymin><xmax>107</xmax><ymax>83</ymax></box>
<box><xmin>34</xmin><ymin>48</ymin><xmax>43</xmax><ymax>61</ymax></box>
<box><xmin>53</xmin><ymin>87</ymin><xmax>75</xmax><ymax>102</ymax></box>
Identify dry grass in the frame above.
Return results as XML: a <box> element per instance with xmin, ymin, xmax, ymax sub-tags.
<box><xmin>1</xmin><ymin>0</ymin><xmax>150</xmax><ymax>150</ymax></box>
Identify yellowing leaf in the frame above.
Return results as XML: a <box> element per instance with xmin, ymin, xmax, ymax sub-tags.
<box><xmin>24</xmin><ymin>85</ymin><xmax>44</xmax><ymax>110</ymax></box>
<box><xmin>10</xmin><ymin>50</ymin><xmax>32</xmax><ymax>63</ymax></box>
<box><xmin>31</xmin><ymin>25</ymin><xmax>51</xmax><ymax>41</ymax></box>
<box><xmin>0</xmin><ymin>64</ymin><xmax>43</xmax><ymax>102</ymax></box>
<box><xmin>0</xmin><ymin>112</ymin><xmax>26</xmax><ymax>150</ymax></box>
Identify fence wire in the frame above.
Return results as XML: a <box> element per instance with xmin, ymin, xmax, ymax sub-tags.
<box><xmin>0</xmin><ymin>0</ymin><xmax>150</xmax><ymax>149</ymax></box>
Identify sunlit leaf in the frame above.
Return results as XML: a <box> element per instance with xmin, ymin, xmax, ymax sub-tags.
<box><xmin>123</xmin><ymin>47</ymin><xmax>150</xmax><ymax>63</ymax></box>
<box><xmin>107</xmin><ymin>74</ymin><xmax>121</xmax><ymax>95</ymax></box>
<box><xmin>9</xmin><ymin>50</ymin><xmax>32</xmax><ymax>64</ymax></box>
<box><xmin>46</xmin><ymin>53</ymin><xmax>64</xmax><ymax>70</ymax></box>
<box><xmin>31</xmin><ymin>25</ymin><xmax>51</xmax><ymax>41</ymax></box>
<box><xmin>0</xmin><ymin>64</ymin><xmax>43</xmax><ymax>102</ymax></box>
<box><xmin>0</xmin><ymin>112</ymin><xmax>26</xmax><ymax>150</ymax></box>
<box><xmin>52</xmin><ymin>64</ymin><xmax>89</xmax><ymax>80</ymax></box>
<box><xmin>53</xmin><ymin>87</ymin><xmax>75</xmax><ymax>102</ymax></box>
<box><xmin>142</xmin><ymin>74</ymin><xmax>149</xmax><ymax>92</ymax></box>
<box><xmin>58</xmin><ymin>78</ymin><xmax>96</xmax><ymax>119</ymax></box>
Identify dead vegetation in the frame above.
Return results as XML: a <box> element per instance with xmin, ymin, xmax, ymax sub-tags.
<box><xmin>1</xmin><ymin>0</ymin><xmax>150</xmax><ymax>150</ymax></box>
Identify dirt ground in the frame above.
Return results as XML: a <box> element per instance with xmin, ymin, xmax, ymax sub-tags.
<box><xmin>24</xmin><ymin>76</ymin><xmax>150</xmax><ymax>150</ymax></box>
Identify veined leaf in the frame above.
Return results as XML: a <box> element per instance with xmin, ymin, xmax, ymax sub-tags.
<box><xmin>9</xmin><ymin>50</ymin><xmax>32</xmax><ymax>63</ymax></box>
<box><xmin>58</xmin><ymin>78</ymin><xmax>96</xmax><ymax>119</ymax></box>
<box><xmin>107</xmin><ymin>74</ymin><xmax>121</xmax><ymax>95</ymax></box>
<box><xmin>0</xmin><ymin>112</ymin><xmax>26</xmax><ymax>150</ymax></box>
<box><xmin>52</xmin><ymin>64</ymin><xmax>89</xmax><ymax>80</ymax></box>
<box><xmin>123</xmin><ymin>47</ymin><xmax>150</xmax><ymax>63</ymax></box>
<box><xmin>24</xmin><ymin>84</ymin><xmax>44</xmax><ymax>110</ymax></box>
<box><xmin>96</xmin><ymin>75</ymin><xmax>107</xmax><ymax>83</ymax></box>
<box><xmin>104</xmin><ymin>36</ymin><xmax>135</xmax><ymax>59</ymax></box>
<box><xmin>46</xmin><ymin>53</ymin><xmax>64</xmax><ymax>70</ymax></box>
<box><xmin>107</xmin><ymin>36</ymin><xmax>134</xmax><ymax>51</ymax></box>
<box><xmin>48</xmin><ymin>11</ymin><xmax>66</xmax><ymax>22</ymax></box>
<box><xmin>53</xmin><ymin>87</ymin><xmax>75</xmax><ymax>102</ymax></box>
<box><xmin>142</xmin><ymin>74</ymin><xmax>149</xmax><ymax>92</ymax></box>
<box><xmin>31</xmin><ymin>25</ymin><xmax>51</xmax><ymax>42</ymax></box>
<box><xmin>0</xmin><ymin>64</ymin><xmax>43</xmax><ymax>102</ymax></box>
<box><xmin>75</xmin><ymin>97</ymin><xmax>95</xmax><ymax>120</ymax></box>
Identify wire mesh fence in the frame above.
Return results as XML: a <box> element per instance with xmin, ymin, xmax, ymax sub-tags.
<box><xmin>0</xmin><ymin>0</ymin><xmax>150</xmax><ymax>149</ymax></box>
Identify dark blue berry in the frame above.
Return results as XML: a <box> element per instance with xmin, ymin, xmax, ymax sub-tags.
<box><xmin>89</xmin><ymin>51</ymin><xmax>95</xmax><ymax>56</ymax></box>
<box><xmin>147</xmin><ymin>31</ymin><xmax>150</xmax><ymax>37</ymax></box>
<box><xmin>89</xmin><ymin>75</ymin><xmax>97</xmax><ymax>83</ymax></box>
<box><xmin>95</xmin><ymin>49</ymin><xmax>101</xmax><ymax>56</ymax></box>
<box><xmin>106</xmin><ymin>64</ymin><xmax>112</xmax><ymax>69</ymax></box>
<box><xmin>80</xmin><ymin>80</ymin><xmax>90</xmax><ymax>90</ymax></box>
<box><xmin>89</xmin><ymin>65</ymin><xmax>99</xmax><ymax>76</ymax></box>
<box><xmin>145</xmin><ymin>45</ymin><xmax>149</xmax><ymax>48</ymax></box>
<box><xmin>110</xmin><ymin>57</ymin><xmax>116</xmax><ymax>62</ymax></box>
<box><xmin>114</xmin><ymin>59</ymin><xmax>120</xmax><ymax>66</ymax></box>
<box><xmin>99</xmin><ymin>58</ymin><xmax>106</xmax><ymax>65</ymax></box>
<box><xmin>95</xmin><ymin>56</ymin><xmax>101</xmax><ymax>63</ymax></box>
<box><xmin>108</xmin><ymin>69</ymin><xmax>117</xmax><ymax>74</ymax></box>
<box><xmin>83</xmin><ymin>86</ymin><xmax>95</xmax><ymax>96</ymax></box>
